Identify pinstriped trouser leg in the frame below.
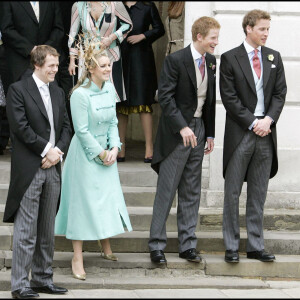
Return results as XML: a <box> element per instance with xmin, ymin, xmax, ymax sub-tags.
<box><xmin>177</xmin><ymin>118</ymin><xmax>205</xmax><ymax>252</ymax></box>
<box><xmin>246</xmin><ymin>134</ymin><xmax>273</xmax><ymax>252</ymax></box>
<box><xmin>149</xmin><ymin>118</ymin><xmax>205</xmax><ymax>252</ymax></box>
<box><xmin>222</xmin><ymin>131</ymin><xmax>273</xmax><ymax>251</ymax></box>
<box><xmin>11</xmin><ymin>166</ymin><xmax>60</xmax><ymax>291</ymax></box>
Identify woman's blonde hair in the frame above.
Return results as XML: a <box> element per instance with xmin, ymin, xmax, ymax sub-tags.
<box><xmin>70</xmin><ymin>50</ymin><xmax>109</xmax><ymax>95</ymax></box>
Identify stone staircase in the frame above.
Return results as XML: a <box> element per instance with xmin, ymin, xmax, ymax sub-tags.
<box><xmin>0</xmin><ymin>141</ymin><xmax>300</xmax><ymax>290</ymax></box>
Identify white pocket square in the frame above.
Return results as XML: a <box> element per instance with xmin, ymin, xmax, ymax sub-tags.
<box><xmin>271</xmin><ymin>64</ymin><xmax>276</xmax><ymax>68</ymax></box>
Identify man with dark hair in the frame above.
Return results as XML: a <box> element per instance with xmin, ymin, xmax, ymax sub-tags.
<box><xmin>149</xmin><ymin>17</ymin><xmax>220</xmax><ymax>264</ymax></box>
<box><xmin>4</xmin><ymin>45</ymin><xmax>72</xmax><ymax>299</ymax></box>
<box><xmin>220</xmin><ymin>9</ymin><xmax>287</xmax><ymax>263</ymax></box>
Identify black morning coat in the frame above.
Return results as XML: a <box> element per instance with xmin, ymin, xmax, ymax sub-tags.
<box><xmin>3</xmin><ymin>76</ymin><xmax>72</xmax><ymax>222</ymax></box>
<box><xmin>151</xmin><ymin>45</ymin><xmax>217</xmax><ymax>173</ymax></box>
<box><xmin>0</xmin><ymin>2</ymin><xmax>64</xmax><ymax>84</ymax></box>
<box><xmin>219</xmin><ymin>43</ymin><xmax>287</xmax><ymax>179</ymax></box>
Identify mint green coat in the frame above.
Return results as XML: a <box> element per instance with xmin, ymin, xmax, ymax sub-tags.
<box><xmin>55</xmin><ymin>80</ymin><xmax>132</xmax><ymax>240</ymax></box>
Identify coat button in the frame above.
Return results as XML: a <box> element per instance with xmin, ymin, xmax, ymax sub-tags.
<box><xmin>89</xmin><ymin>152</ymin><xmax>93</xmax><ymax>155</ymax></box>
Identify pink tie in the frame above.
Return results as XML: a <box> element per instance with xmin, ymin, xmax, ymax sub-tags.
<box><xmin>253</xmin><ymin>49</ymin><xmax>261</xmax><ymax>79</ymax></box>
<box><xmin>198</xmin><ymin>56</ymin><xmax>205</xmax><ymax>82</ymax></box>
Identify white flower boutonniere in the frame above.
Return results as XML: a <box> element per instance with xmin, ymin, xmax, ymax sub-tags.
<box><xmin>268</xmin><ymin>54</ymin><xmax>274</xmax><ymax>62</ymax></box>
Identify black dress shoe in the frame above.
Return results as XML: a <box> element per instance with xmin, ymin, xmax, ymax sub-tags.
<box><xmin>150</xmin><ymin>250</ymin><xmax>167</xmax><ymax>264</ymax></box>
<box><xmin>31</xmin><ymin>284</ymin><xmax>68</xmax><ymax>294</ymax></box>
<box><xmin>11</xmin><ymin>287</ymin><xmax>39</xmax><ymax>299</ymax></box>
<box><xmin>179</xmin><ymin>248</ymin><xmax>202</xmax><ymax>263</ymax></box>
<box><xmin>247</xmin><ymin>250</ymin><xmax>275</xmax><ymax>262</ymax></box>
<box><xmin>117</xmin><ymin>156</ymin><xmax>125</xmax><ymax>162</ymax></box>
<box><xmin>225</xmin><ymin>250</ymin><xmax>239</xmax><ymax>263</ymax></box>
<box><xmin>144</xmin><ymin>157</ymin><xmax>153</xmax><ymax>163</ymax></box>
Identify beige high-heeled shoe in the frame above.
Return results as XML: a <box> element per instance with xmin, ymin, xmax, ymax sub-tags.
<box><xmin>71</xmin><ymin>259</ymin><xmax>86</xmax><ymax>280</ymax></box>
<box><xmin>97</xmin><ymin>240</ymin><xmax>118</xmax><ymax>261</ymax></box>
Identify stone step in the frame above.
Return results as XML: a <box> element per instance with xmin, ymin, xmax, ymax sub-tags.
<box><xmin>0</xmin><ymin>161</ymin><xmax>208</xmax><ymax>188</ymax></box>
<box><xmin>1</xmin><ymin>205</ymin><xmax>300</xmax><ymax>232</ymax></box>
<box><xmin>207</xmin><ymin>190</ymin><xmax>300</xmax><ymax>210</ymax></box>
<box><xmin>1</xmin><ymin>228</ymin><xmax>300</xmax><ymax>255</ymax></box>
<box><xmin>1</xmin><ymin>251</ymin><xmax>300</xmax><ymax>291</ymax></box>
<box><xmin>0</xmin><ymin>270</ymin><xmax>269</xmax><ymax>291</ymax></box>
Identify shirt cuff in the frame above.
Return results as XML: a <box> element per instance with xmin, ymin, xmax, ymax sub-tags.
<box><xmin>249</xmin><ymin>119</ymin><xmax>258</xmax><ymax>130</ymax></box>
<box><xmin>266</xmin><ymin>115</ymin><xmax>274</xmax><ymax>124</ymax></box>
<box><xmin>55</xmin><ymin>146</ymin><xmax>64</xmax><ymax>162</ymax></box>
<box><xmin>41</xmin><ymin>142</ymin><xmax>52</xmax><ymax>157</ymax></box>
<box><xmin>207</xmin><ymin>137</ymin><xmax>214</xmax><ymax>139</ymax></box>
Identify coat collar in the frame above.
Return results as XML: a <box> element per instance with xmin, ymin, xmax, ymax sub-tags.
<box><xmin>25</xmin><ymin>76</ymin><xmax>59</xmax><ymax>130</ymax></box>
<box><xmin>235</xmin><ymin>43</ymin><xmax>257</xmax><ymax>95</ymax></box>
<box><xmin>18</xmin><ymin>2</ymin><xmax>48</xmax><ymax>27</ymax></box>
<box><xmin>184</xmin><ymin>45</ymin><xmax>215</xmax><ymax>94</ymax></box>
<box><xmin>235</xmin><ymin>43</ymin><xmax>273</xmax><ymax>94</ymax></box>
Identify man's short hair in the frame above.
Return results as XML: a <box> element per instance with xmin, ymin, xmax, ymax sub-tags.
<box><xmin>242</xmin><ymin>9</ymin><xmax>271</xmax><ymax>35</ymax></box>
<box><xmin>191</xmin><ymin>16</ymin><xmax>220</xmax><ymax>41</ymax></box>
<box><xmin>30</xmin><ymin>45</ymin><xmax>60</xmax><ymax>70</ymax></box>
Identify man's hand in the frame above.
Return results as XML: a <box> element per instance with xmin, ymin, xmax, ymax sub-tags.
<box><xmin>103</xmin><ymin>147</ymin><xmax>118</xmax><ymax>166</ymax></box>
<box><xmin>45</xmin><ymin>147</ymin><xmax>63</xmax><ymax>165</ymax></box>
<box><xmin>253</xmin><ymin>117</ymin><xmax>272</xmax><ymax>137</ymax></box>
<box><xmin>205</xmin><ymin>138</ymin><xmax>214</xmax><ymax>155</ymax></box>
<box><xmin>41</xmin><ymin>157</ymin><xmax>52</xmax><ymax>169</ymax></box>
<box><xmin>127</xmin><ymin>34</ymin><xmax>146</xmax><ymax>45</ymax></box>
<box><xmin>180</xmin><ymin>127</ymin><xmax>197</xmax><ymax>148</ymax></box>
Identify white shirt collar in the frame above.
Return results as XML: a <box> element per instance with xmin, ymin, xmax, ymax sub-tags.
<box><xmin>32</xmin><ymin>73</ymin><xmax>49</xmax><ymax>89</ymax></box>
<box><xmin>190</xmin><ymin>43</ymin><xmax>206</xmax><ymax>61</ymax></box>
<box><xmin>244</xmin><ymin>40</ymin><xmax>261</xmax><ymax>54</ymax></box>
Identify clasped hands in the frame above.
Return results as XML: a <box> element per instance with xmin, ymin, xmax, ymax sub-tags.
<box><xmin>253</xmin><ymin>117</ymin><xmax>272</xmax><ymax>137</ymax></box>
<box><xmin>180</xmin><ymin>127</ymin><xmax>214</xmax><ymax>155</ymax></box>
<box><xmin>99</xmin><ymin>147</ymin><xmax>118</xmax><ymax>166</ymax></box>
<box><xmin>41</xmin><ymin>148</ymin><xmax>63</xmax><ymax>169</ymax></box>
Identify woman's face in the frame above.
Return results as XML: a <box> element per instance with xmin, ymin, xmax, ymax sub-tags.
<box><xmin>91</xmin><ymin>56</ymin><xmax>111</xmax><ymax>82</ymax></box>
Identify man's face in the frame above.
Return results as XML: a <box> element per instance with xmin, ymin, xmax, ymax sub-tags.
<box><xmin>197</xmin><ymin>28</ymin><xmax>220</xmax><ymax>54</ymax></box>
<box><xmin>35</xmin><ymin>54</ymin><xmax>59</xmax><ymax>83</ymax></box>
<box><xmin>246</xmin><ymin>18</ymin><xmax>270</xmax><ymax>48</ymax></box>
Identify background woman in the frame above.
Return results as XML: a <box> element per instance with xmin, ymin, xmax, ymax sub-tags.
<box><xmin>55</xmin><ymin>48</ymin><xmax>132</xmax><ymax>280</ymax></box>
<box><xmin>165</xmin><ymin>2</ymin><xmax>185</xmax><ymax>56</ymax></box>
<box><xmin>117</xmin><ymin>1</ymin><xmax>165</xmax><ymax>163</ymax></box>
<box><xmin>68</xmin><ymin>1</ymin><xmax>132</xmax><ymax>102</ymax></box>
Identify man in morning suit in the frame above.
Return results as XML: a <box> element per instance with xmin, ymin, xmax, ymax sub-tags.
<box><xmin>220</xmin><ymin>10</ymin><xmax>287</xmax><ymax>263</ymax></box>
<box><xmin>0</xmin><ymin>1</ymin><xmax>64</xmax><ymax>85</ymax></box>
<box><xmin>4</xmin><ymin>45</ymin><xmax>72</xmax><ymax>299</ymax></box>
<box><xmin>149</xmin><ymin>17</ymin><xmax>220</xmax><ymax>264</ymax></box>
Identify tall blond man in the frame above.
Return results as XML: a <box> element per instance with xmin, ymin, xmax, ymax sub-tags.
<box><xmin>220</xmin><ymin>10</ymin><xmax>287</xmax><ymax>263</ymax></box>
<box><xmin>149</xmin><ymin>17</ymin><xmax>220</xmax><ymax>264</ymax></box>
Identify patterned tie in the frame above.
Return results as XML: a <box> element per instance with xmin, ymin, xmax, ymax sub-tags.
<box><xmin>41</xmin><ymin>84</ymin><xmax>50</xmax><ymax>110</ymax></box>
<box><xmin>253</xmin><ymin>49</ymin><xmax>261</xmax><ymax>79</ymax></box>
<box><xmin>197</xmin><ymin>56</ymin><xmax>205</xmax><ymax>82</ymax></box>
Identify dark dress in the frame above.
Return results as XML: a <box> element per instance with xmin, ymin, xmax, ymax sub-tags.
<box><xmin>119</xmin><ymin>2</ymin><xmax>165</xmax><ymax>110</ymax></box>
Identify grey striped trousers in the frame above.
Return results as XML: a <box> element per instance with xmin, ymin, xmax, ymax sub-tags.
<box><xmin>222</xmin><ymin>130</ymin><xmax>273</xmax><ymax>252</ymax></box>
<box><xmin>11</xmin><ymin>166</ymin><xmax>60</xmax><ymax>291</ymax></box>
<box><xmin>149</xmin><ymin>117</ymin><xmax>205</xmax><ymax>253</ymax></box>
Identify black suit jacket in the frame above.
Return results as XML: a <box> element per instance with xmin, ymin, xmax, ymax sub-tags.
<box><xmin>3</xmin><ymin>76</ymin><xmax>72</xmax><ymax>223</ymax></box>
<box><xmin>151</xmin><ymin>45</ymin><xmax>216</xmax><ymax>173</ymax></box>
<box><xmin>0</xmin><ymin>1</ymin><xmax>64</xmax><ymax>84</ymax></box>
<box><xmin>220</xmin><ymin>43</ymin><xmax>287</xmax><ymax>179</ymax></box>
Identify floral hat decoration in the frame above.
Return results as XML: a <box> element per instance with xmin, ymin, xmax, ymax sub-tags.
<box><xmin>69</xmin><ymin>31</ymin><xmax>107</xmax><ymax>70</ymax></box>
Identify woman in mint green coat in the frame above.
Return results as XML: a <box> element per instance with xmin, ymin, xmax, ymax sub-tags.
<box><xmin>55</xmin><ymin>50</ymin><xmax>132</xmax><ymax>280</ymax></box>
